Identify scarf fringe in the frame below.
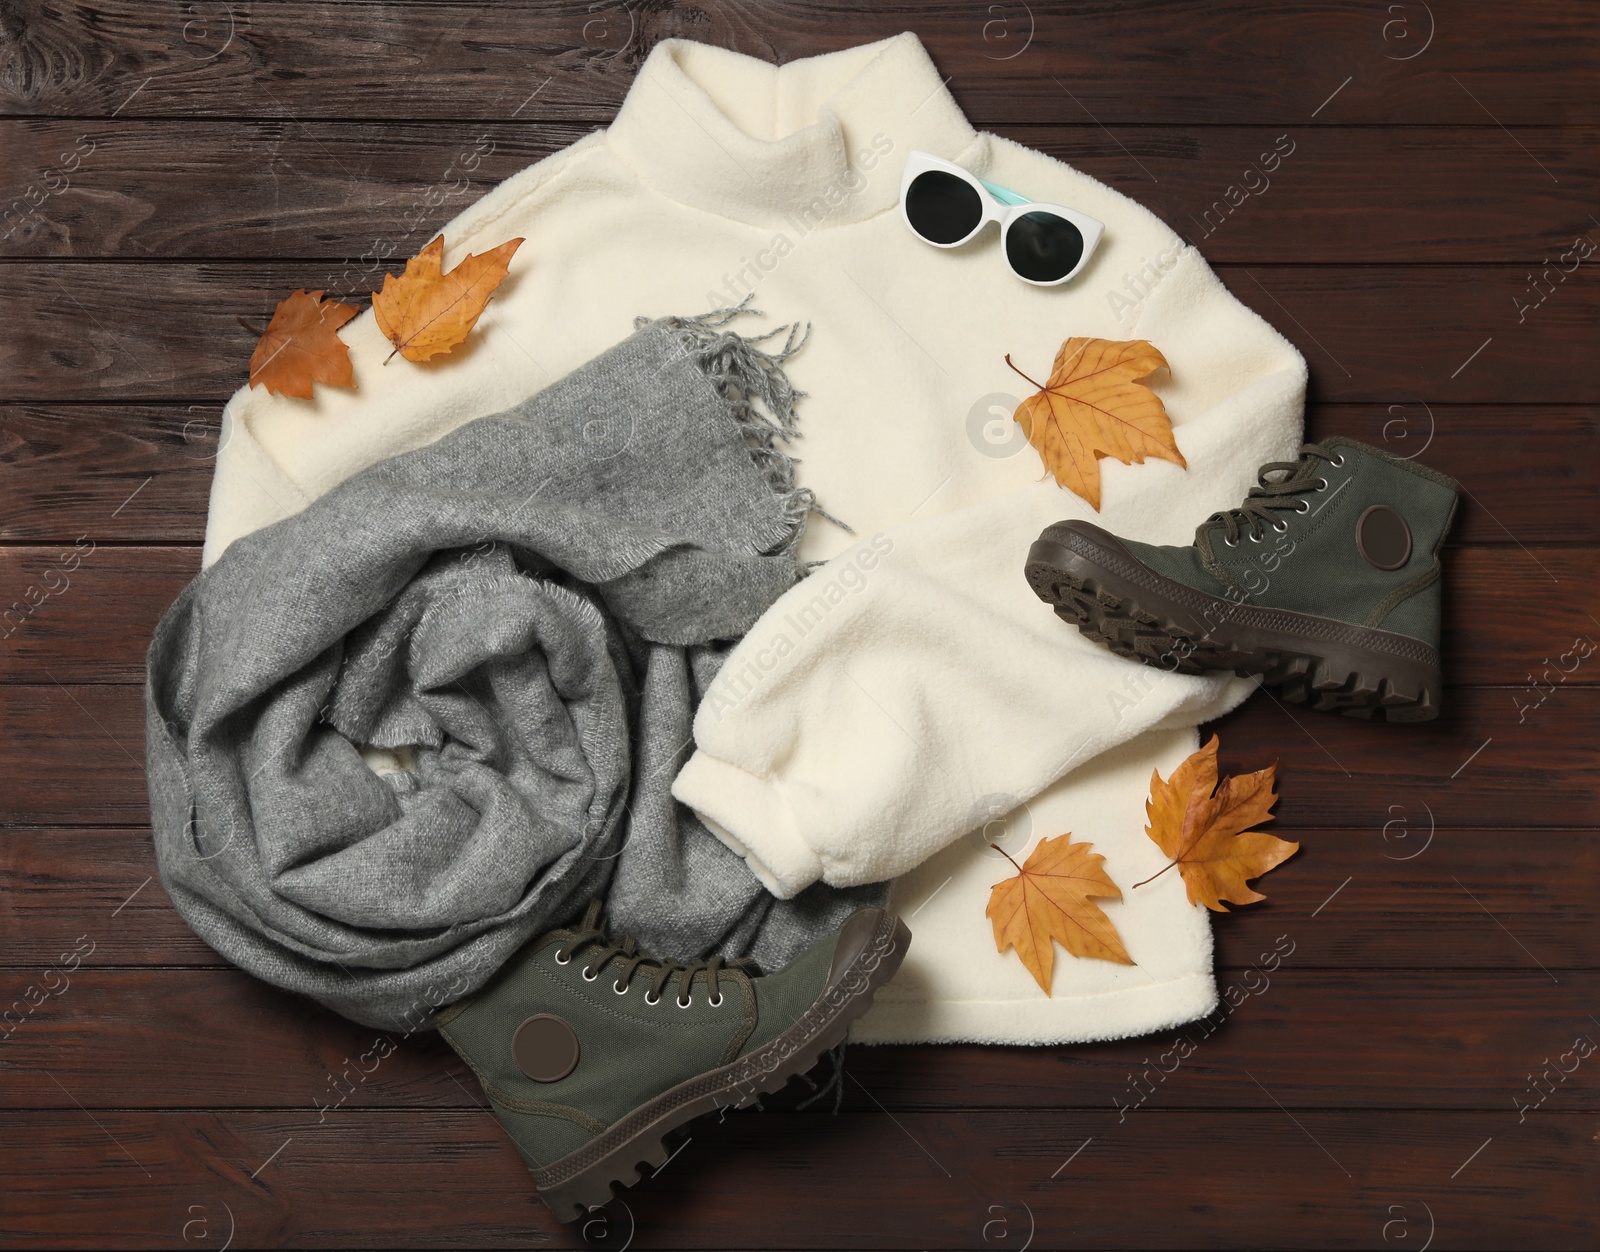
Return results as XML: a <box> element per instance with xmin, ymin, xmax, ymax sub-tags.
<box><xmin>638</xmin><ymin>295</ymin><xmax>854</xmax><ymax>552</ymax></box>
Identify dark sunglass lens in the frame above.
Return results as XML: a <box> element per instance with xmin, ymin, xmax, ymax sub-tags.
<box><xmin>905</xmin><ymin>171</ymin><xmax>985</xmax><ymax>245</ymax></box>
<box><xmin>1005</xmin><ymin>211</ymin><xmax>1085</xmax><ymax>283</ymax></box>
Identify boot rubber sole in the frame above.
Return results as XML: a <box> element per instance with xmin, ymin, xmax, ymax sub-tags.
<box><xmin>533</xmin><ymin>908</ymin><xmax>911</xmax><ymax>1221</ymax></box>
<box><xmin>1025</xmin><ymin>523</ymin><xmax>1441</xmax><ymax>723</ymax></box>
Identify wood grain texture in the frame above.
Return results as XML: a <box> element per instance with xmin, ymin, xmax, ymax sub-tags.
<box><xmin>1202</xmin><ymin>688</ymin><xmax>1600</xmax><ymax>831</ymax></box>
<box><xmin>0</xmin><ymin>405</ymin><xmax>216</xmax><ymax>542</ymax></box>
<box><xmin>2</xmin><ymin>404</ymin><xmax>1593</xmax><ymax>545</ymax></box>
<box><xmin>0</xmin><ymin>544</ymin><xmax>1590</xmax><ymax>684</ymax></box>
<box><xmin>0</xmin><ymin>1109</ymin><xmax>1593</xmax><ymax>1248</ymax></box>
<box><xmin>2</xmin><ymin>683</ymin><xmax>1594</xmax><ymax>828</ymax></box>
<box><xmin>7</xmin><ymin>826</ymin><xmax>1597</xmax><ymax>972</ymax></box>
<box><xmin>1304</xmin><ymin>405</ymin><xmax>1600</xmax><ymax>547</ymax></box>
<box><xmin>0</xmin><ymin>1</ymin><xmax>1594</xmax><ymax>126</ymax></box>
<box><xmin>0</xmin><ymin>120</ymin><xmax>580</xmax><ymax>260</ymax></box>
<box><xmin>0</xmin><ymin>828</ymin><xmax>213</xmax><ymax>966</ymax></box>
<box><xmin>0</xmin><ymin>545</ymin><xmax>199</xmax><ymax>682</ymax></box>
<box><xmin>1442</xmin><ymin>549</ymin><xmax>1600</xmax><ymax>686</ymax></box>
<box><xmin>5</xmin><ymin>262</ymin><xmax>1595</xmax><ymax>404</ymax></box>
<box><xmin>4</xmin><ymin>121</ymin><xmax>1594</xmax><ymax>262</ymax></box>
<box><xmin>1</xmin><ymin>968</ymin><xmax>1595</xmax><ymax>1110</ymax></box>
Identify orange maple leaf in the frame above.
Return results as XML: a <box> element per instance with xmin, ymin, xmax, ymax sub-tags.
<box><xmin>372</xmin><ymin>234</ymin><xmax>524</xmax><ymax>363</ymax></box>
<box><xmin>247</xmin><ymin>289</ymin><xmax>359</xmax><ymax>399</ymax></box>
<box><xmin>986</xmin><ymin>833</ymin><xmax>1133</xmax><ymax>994</ymax></box>
<box><xmin>1007</xmin><ymin>337</ymin><xmax>1185</xmax><ymax>510</ymax></box>
<box><xmin>1135</xmin><ymin>735</ymin><xmax>1298</xmax><ymax>911</ymax></box>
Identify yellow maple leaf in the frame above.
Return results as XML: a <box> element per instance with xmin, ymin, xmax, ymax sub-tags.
<box><xmin>247</xmin><ymin>289</ymin><xmax>359</xmax><ymax>400</ymax></box>
<box><xmin>1136</xmin><ymin>735</ymin><xmax>1298</xmax><ymax>911</ymax></box>
<box><xmin>371</xmin><ymin>234</ymin><xmax>524</xmax><ymax>363</ymax></box>
<box><xmin>986</xmin><ymin>832</ymin><xmax>1133</xmax><ymax>994</ymax></box>
<box><xmin>1007</xmin><ymin>337</ymin><xmax>1185</xmax><ymax>510</ymax></box>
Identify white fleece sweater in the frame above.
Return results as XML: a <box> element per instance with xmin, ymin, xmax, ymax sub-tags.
<box><xmin>202</xmin><ymin>33</ymin><xmax>1306</xmax><ymax>1045</ymax></box>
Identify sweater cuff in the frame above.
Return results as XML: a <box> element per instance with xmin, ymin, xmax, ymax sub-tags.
<box><xmin>672</xmin><ymin>750</ymin><xmax>822</xmax><ymax>900</ymax></box>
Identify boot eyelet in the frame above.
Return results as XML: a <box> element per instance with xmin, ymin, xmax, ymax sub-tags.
<box><xmin>613</xmin><ymin>981</ymin><xmax>628</xmax><ymax>995</ymax></box>
<box><xmin>708</xmin><ymin>993</ymin><xmax>724</xmax><ymax>1008</ymax></box>
<box><xmin>1314</xmin><ymin>478</ymin><xmax>1329</xmax><ymax>491</ymax></box>
<box><xmin>553</xmin><ymin>950</ymin><xmax>571</xmax><ymax>965</ymax></box>
<box><xmin>1330</xmin><ymin>453</ymin><xmax>1346</xmax><ymax>468</ymax></box>
<box><xmin>1248</xmin><ymin>530</ymin><xmax>1265</xmax><ymax>543</ymax></box>
<box><xmin>581</xmin><ymin>967</ymin><xmax>599</xmax><ymax>982</ymax></box>
<box><xmin>1222</xmin><ymin>536</ymin><xmax>1238</xmax><ymax>548</ymax></box>
<box><xmin>644</xmin><ymin>991</ymin><xmax>661</xmax><ymax>1005</ymax></box>
<box><xmin>676</xmin><ymin>996</ymin><xmax>693</xmax><ymax>1009</ymax></box>
<box><xmin>1295</xmin><ymin>500</ymin><xmax>1311</xmax><ymax>513</ymax></box>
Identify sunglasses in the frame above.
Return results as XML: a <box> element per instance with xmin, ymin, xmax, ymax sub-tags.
<box><xmin>899</xmin><ymin>151</ymin><xmax>1104</xmax><ymax>286</ymax></box>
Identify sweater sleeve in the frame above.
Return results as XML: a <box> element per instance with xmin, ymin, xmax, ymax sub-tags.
<box><xmin>672</xmin><ymin>244</ymin><xmax>1308</xmax><ymax>897</ymax></box>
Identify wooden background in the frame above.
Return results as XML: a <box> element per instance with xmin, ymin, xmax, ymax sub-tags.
<box><xmin>2</xmin><ymin>2</ymin><xmax>1597</xmax><ymax>1247</ymax></box>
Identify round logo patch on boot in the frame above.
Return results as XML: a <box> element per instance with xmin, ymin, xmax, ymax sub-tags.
<box><xmin>1356</xmin><ymin>505</ymin><xmax>1412</xmax><ymax>570</ymax></box>
<box><xmin>512</xmin><ymin>1014</ymin><xmax>580</xmax><ymax>1082</ymax></box>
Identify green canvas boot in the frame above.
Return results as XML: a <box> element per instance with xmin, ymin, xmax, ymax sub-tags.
<box><xmin>1024</xmin><ymin>437</ymin><xmax>1460</xmax><ymax>721</ymax></box>
<box><xmin>435</xmin><ymin>899</ymin><xmax>910</xmax><ymax>1220</ymax></box>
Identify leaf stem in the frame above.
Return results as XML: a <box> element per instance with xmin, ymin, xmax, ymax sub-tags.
<box><xmin>992</xmin><ymin>843</ymin><xmax>1024</xmax><ymax>873</ymax></box>
<box><xmin>1130</xmin><ymin>860</ymin><xmax>1178</xmax><ymax>890</ymax></box>
<box><xmin>1003</xmin><ymin>352</ymin><xmax>1047</xmax><ymax>393</ymax></box>
<box><xmin>236</xmin><ymin>316</ymin><xmax>265</xmax><ymax>337</ymax></box>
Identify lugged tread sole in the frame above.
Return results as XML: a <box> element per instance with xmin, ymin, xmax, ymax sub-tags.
<box><xmin>534</xmin><ymin>909</ymin><xmax>911</xmax><ymax>1221</ymax></box>
<box><xmin>1025</xmin><ymin>528</ymin><xmax>1441</xmax><ymax>723</ymax></box>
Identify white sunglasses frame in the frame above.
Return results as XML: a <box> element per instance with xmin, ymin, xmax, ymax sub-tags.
<box><xmin>898</xmin><ymin>150</ymin><xmax>1105</xmax><ymax>287</ymax></box>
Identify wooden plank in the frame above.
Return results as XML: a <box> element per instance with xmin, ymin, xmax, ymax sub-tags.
<box><xmin>4</xmin><ymin>263</ymin><xmax>1594</xmax><ymax>405</ymax></box>
<box><xmin>1226</xmin><ymin>265</ymin><xmax>1598</xmax><ymax>405</ymax></box>
<box><xmin>0</xmin><ymin>405</ymin><xmax>216</xmax><ymax>542</ymax></box>
<box><xmin>0</xmin><ymin>1</ymin><xmax>1593</xmax><ymax>126</ymax></box>
<box><xmin>2</xmin><ymin>683</ymin><xmax>1595</xmax><ymax>827</ymax></box>
<box><xmin>1441</xmin><ymin>548</ymin><xmax>1600</xmax><ymax>687</ymax></box>
<box><xmin>1211</xmin><ymin>826</ymin><xmax>1600</xmax><ymax>971</ymax></box>
<box><xmin>1017</xmin><ymin>126</ymin><xmax>1597</xmax><ymax>265</ymax></box>
<box><xmin>1202</xmin><ymin>687</ymin><xmax>1600</xmax><ymax>830</ymax></box>
<box><xmin>0</xmin><ymin>546</ymin><xmax>198</xmax><ymax>683</ymax></box>
<box><xmin>5</xmin><ymin>826</ymin><xmax>1597</xmax><ymax>972</ymax></box>
<box><xmin>5</xmin><ymin>120</ymin><xmax>1594</xmax><ymax>262</ymax></box>
<box><xmin>0</xmin><ymin>1108</ymin><xmax>1591</xmax><ymax>1248</ymax></box>
<box><xmin>0</xmin><ymin>683</ymin><xmax>151</xmax><ymax>826</ymax></box>
<box><xmin>1</xmin><ymin>966</ymin><xmax>1594</xmax><ymax>1111</ymax></box>
<box><xmin>0</xmin><ymin>544</ymin><xmax>1591</xmax><ymax>684</ymax></box>
<box><xmin>3</xmin><ymin>403</ymin><xmax>1593</xmax><ymax>546</ymax></box>
<box><xmin>1</xmin><ymin>121</ymin><xmax>576</xmax><ymax>262</ymax></box>
<box><xmin>1305</xmin><ymin>404</ymin><xmax>1600</xmax><ymax>548</ymax></box>
<box><xmin>0</xmin><ymin>828</ymin><xmax>213</xmax><ymax>966</ymax></box>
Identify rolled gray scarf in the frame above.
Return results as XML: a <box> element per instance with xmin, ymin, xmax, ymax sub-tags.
<box><xmin>145</xmin><ymin>306</ymin><xmax>885</xmax><ymax>1031</ymax></box>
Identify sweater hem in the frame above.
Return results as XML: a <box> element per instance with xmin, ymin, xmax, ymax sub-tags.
<box><xmin>849</xmin><ymin>970</ymin><xmax>1218</xmax><ymax>1046</ymax></box>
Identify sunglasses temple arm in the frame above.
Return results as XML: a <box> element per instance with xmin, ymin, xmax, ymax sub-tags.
<box><xmin>979</xmin><ymin>178</ymin><xmax>1031</xmax><ymax>207</ymax></box>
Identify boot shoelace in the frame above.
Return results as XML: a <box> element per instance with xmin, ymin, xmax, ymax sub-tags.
<box><xmin>553</xmin><ymin>900</ymin><xmax>758</xmax><ymax>1009</ymax></box>
<box><xmin>1201</xmin><ymin>442</ymin><xmax>1347</xmax><ymax>547</ymax></box>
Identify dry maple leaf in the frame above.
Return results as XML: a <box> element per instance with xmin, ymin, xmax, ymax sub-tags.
<box><xmin>986</xmin><ymin>832</ymin><xmax>1133</xmax><ymax>993</ymax></box>
<box><xmin>247</xmin><ymin>289</ymin><xmax>359</xmax><ymax>399</ymax></box>
<box><xmin>371</xmin><ymin>234</ymin><xmax>524</xmax><ymax>363</ymax></box>
<box><xmin>1135</xmin><ymin>735</ymin><xmax>1298</xmax><ymax>911</ymax></box>
<box><xmin>1006</xmin><ymin>337</ymin><xmax>1185</xmax><ymax>510</ymax></box>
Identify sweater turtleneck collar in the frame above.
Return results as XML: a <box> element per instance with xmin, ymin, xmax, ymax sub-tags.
<box><xmin>606</xmin><ymin>32</ymin><xmax>979</xmax><ymax>229</ymax></box>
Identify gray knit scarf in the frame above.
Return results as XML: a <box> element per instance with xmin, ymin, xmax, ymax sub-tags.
<box><xmin>145</xmin><ymin>306</ymin><xmax>885</xmax><ymax>1032</ymax></box>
